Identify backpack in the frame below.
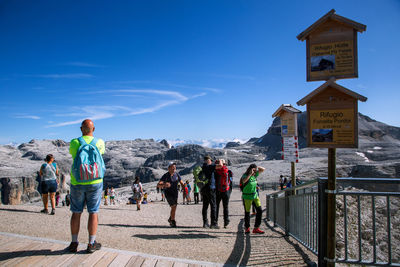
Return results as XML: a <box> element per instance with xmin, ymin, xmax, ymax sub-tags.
<box><xmin>239</xmin><ymin>176</ymin><xmax>250</xmax><ymax>192</ymax></box>
<box><xmin>72</xmin><ymin>137</ymin><xmax>106</xmax><ymax>183</ymax></box>
<box><xmin>196</xmin><ymin>170</ymin><xmax>208</xmax><ymax>190</ymax></box>
<box><xmin>216</xmin><ymin>167</ymin><xmax>229</xmax><ymax>192</ymax></box>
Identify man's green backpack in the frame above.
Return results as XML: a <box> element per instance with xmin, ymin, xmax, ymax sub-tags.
<box><xmin>193</xmin><ymin>166</ymin><xmax>208</xmax><ymax>190</ymax></box>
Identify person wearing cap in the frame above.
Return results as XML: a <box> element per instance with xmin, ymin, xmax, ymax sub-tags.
<box><xmin>39</xmin><ymin>154</ymin><xmax>59</xmax><ymax>215</ymax></box>
<box><xmin>201</xmin><ymin>155</ymin><xmax>219</xmax><ymax>229</ymax></box>
<box><xmin>157</xmin><ymin>162</ymin><xmax>185</xmax><ymax>227</ymax></box>
<box><xmin>240</xmin><ymin>163</ymin><xmax>265</xmax><ymax>234</ymax></box>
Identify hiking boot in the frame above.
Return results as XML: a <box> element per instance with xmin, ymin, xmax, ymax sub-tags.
<box><xmin>245</xmin><ymin>227</ymin><xmax>251</xmax><ymax>233</ymax></box>
<box><xmin>203</xmin><ymin>222</ymin><xmax>210</xmax><ymax>228</ymax></box>
<box><xmin>40</xmin><ymin>209</ymin><xmax>49</xmax><ymax>214</ymax></box>
<box><xmin>170</xmin><ymin>220</ymin><xmax>177</xmax><ymax>228</ymax></box>
<box><xmin>210</xmin><ymin>224</ymin><xmax>220</xmax><ymax>229</ymax></box>
<box><xmin>252</xmin><ymin>228</ymin><xmax>265</xmax><ymax>234</ymax></box>
<box><xmin>86</xmin><ymin>241</ymin><xmax>101</xmax><ymax>253</ymax></box>
<box><xmin>50</xmin><ymin>209</ymin><xmax>55</xmax><ymax>215</ymax></box>
<box><xmin>66</xmin><ymin>242</ymin><xmax>79</xmax><ymax>253</ymax></box>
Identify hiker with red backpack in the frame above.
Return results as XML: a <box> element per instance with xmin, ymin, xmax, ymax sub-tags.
<box><xmin>215</xmin><ymin>159</ymin><xmax>231</xmax><ymax>228</ymax></box>
<box><xmin>240</xmin><ymin>163</ymin><xmax>265</xmax><ymax>234</ymax></box>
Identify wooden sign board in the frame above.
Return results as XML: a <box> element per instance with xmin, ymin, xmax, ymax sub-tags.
<box><xmin>272</xmin><ymin>104</ymin><xmax>301</xmax><ymax>137</ymax></box>
<box><xmin>297</xmin><ymin>9</ymin><xmax>366</xmax><ymax>82</ymax></box>
<box><xmin>297</xmin><ymin>79</ymin><xmax>367</xmax><ymax>148</ymax></box>
<box><xmin>280</xmin><ymin>112</ymin><xmax>298</xmax><ymax>137</ymax></box>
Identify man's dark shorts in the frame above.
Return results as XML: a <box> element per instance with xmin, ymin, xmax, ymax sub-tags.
<box><xmin>165</xmin><ymin>193</ymin><xmax>178</xmax><ymax>207</ymax></box>
<box><xmin>41</xmin><ymin>180</ymin><xmax>57</xmax><ymax>194</ymax></box>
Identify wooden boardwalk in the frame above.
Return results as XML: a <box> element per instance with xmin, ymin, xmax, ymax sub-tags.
<box><xmin>0</xmin><ymin>232</ymin><xmax>222</xmax><ymax>267</ymax></box>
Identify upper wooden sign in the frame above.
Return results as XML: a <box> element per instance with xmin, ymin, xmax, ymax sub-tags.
<box><xmin>297</xmin><ymin>9</ymin><xmax>366</xmax><ymax>82</ymax></box>
<box><xmin>297</xmin><ymin>78</ymin><xmax>367</xmax><ymax>148</ymax></box>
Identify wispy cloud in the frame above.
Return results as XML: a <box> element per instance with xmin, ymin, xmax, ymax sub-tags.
<box><xmin>25</xmin><ymin>73</ymin><xmax>94</xmax><ymax>79</ymax></box>
<box><xmin>65</xmin><ymin>62</ymin><xmax>105</xmax><ymax>68</ymax></box>
<box><xmin>205</xmin><ymin>73</ymin><xmax>256</xmax><ymax>80</ymax></box>
<box><xmin>46</xmin><ymin>89</ymin><xmax>198</xmax><ymax>127</ymax></box>
<box><xmin>112</xmin><ymin>80</ymin><xmax>222</xmax><ymax>93</ymax></box>
<box><xmin>173</xmin><ymin>72</ymin><xmax>256</xmax><ymax>81</ymax></box>
<box><xmin>14</xmin><ymin>115</ymin><xmax>41</xmax><ymax>120</ymax></box>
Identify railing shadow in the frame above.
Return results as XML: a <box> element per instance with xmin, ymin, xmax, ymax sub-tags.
<box><xmin>265</xmin><ymin>218</ymin><xmax>317</xmax><ymax>267</ymax></box>
<box><xmin>224</xmin><ymin>219</ymin><xmax>251</xmax><ymax>267</ymax></box>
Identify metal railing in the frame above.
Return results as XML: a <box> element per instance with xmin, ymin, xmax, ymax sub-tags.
<box><xmin>266</xmin><ymin>180</ymin><xmax>319</xmax><ymax>255</ymax></box>
<box><xmin>266</xmin><ymin>178</ymin><xmax>400</xmax><ymax>266</ymax></box>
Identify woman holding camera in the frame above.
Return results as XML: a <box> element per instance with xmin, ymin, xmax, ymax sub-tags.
<box><xmin>240</xmin><ymin>163</ymin><xmax>265</xmax><ymax>234</ymax></box>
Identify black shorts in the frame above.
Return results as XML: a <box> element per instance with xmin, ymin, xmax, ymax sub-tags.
<box><xmin>41</xmin><ymin>180</ymin><xmax>57</xmax><ymax>194</ymax></box>
<box><xmin>165</xmin><ymin>194</ymin><xmax>178</xmax><ymax>207</ymax></box>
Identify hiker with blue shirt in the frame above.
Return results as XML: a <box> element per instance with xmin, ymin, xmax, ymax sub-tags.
<box><xmin>39</xmin><ymin>154</ymin><xmax>59</xmax><ymax>215</ymax></box>
<box><xmin>67</xmin><ymin>119</ymin><xmax>106</xmax><ymax>254</ymax></box>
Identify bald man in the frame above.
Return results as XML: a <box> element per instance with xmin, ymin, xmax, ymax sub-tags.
<box><xmin>67</xmin><ymin>119</ymin><xmax>106</xmax><ymax>253</ymax></box>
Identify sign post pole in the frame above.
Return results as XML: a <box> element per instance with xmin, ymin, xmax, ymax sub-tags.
<box><xmin>327</xmin><ymin>148</ymin><xmax>336</xmax><ymax>267</ymax></box>
<box><xmin>291</xmin><ymin>161</ymin><xmax>296</xmax><ymax>195</ymax></box>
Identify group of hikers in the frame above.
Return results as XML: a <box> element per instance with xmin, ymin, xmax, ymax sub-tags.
<box><xmin>37</xmin><ymin>119</ymin><xmax>266</xmax><ymax>254</ymax></box>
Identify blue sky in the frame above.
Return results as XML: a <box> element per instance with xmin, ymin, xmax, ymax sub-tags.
<box><xmin>1</xmin><ymin>0</ymin><xmax>399</xmax><ymax>144</ymax></box>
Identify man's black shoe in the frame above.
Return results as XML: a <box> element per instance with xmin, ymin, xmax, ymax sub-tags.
<box><xmin>210</xmin><ymin>224</ymin><xmax>220</xmax><ymax>229</ymax></box>
<box><xmin>66</xmin><ymin>242</ymin><xmax>79</xmax><ymax>253</ymax></box>
<box><xmin>203</xmin><ymin>222</ymin><xmax>210</xmax><ymax>228</ymax></box>
<box><xmin>86</xmin><ymin>241</ymin><xmax>101</xmax><ymax>253</ymax></box>
<box><xmin>170</xmin><ymin>220</ymin><xmax>177</xmax><ymax>228</ymax></box>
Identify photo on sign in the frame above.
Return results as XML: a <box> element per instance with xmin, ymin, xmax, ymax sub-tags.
<box><xmin>311</xmin><ymin>55</ymin><xmax>335</xmax><ymax>72</ymax></box>
<box><xmin>312</xmin><ymin>129</ymin><xmax>333</xmax><ymax>142</ymax></box>
<box><xmin>282</xmin><ymin>125</ymin><xmax>288</xmax><ymax>135</ymax></box>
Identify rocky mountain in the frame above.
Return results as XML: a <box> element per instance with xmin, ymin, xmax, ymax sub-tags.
<box><xmin>0</xmin><ymin>112</ymin><xmax>399</xmax><ymax>205</ymax></box>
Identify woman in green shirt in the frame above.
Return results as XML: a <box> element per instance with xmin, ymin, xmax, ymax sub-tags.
<box><xmin>241</xmin><ymin>163</ymin><xmax>265</xmax><ymax>234</ymax></box>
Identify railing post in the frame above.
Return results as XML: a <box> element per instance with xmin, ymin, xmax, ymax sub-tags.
<box><xmin>273</xmin><ymin>194</ymin><xmax>277</xmax><ymax>227</ymax></box>
<box><xmin>318</xmin><ymin>178</ymin><xmax>328</xmax><ymax>267</ymax></box>
<box><xmin>266</xmin><ymin>195</ymin><xmax>270</xmax><ymax>220</ymax></box>
<box><xmin>285</xmin><ymin>190</ymin><xmax>289</xmax><ymax>235</ymax></box>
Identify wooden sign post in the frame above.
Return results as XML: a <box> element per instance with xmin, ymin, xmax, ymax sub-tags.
<box><xmin>297</xmin><ymin>9</ymin><xmax>366</xmax><ymax>267</ymax></box>
<box><xmin>272</xmin><ymin>104</ymin><xmax>301</xmax><ymax>194</ymax></box>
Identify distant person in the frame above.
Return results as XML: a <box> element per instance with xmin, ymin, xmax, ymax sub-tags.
<box><xmin>39</xmin><ymin>154</ymin><xmax>59</xmax><ymax>215</ymax></box>
<box><xmin>279</xmin><ymin>175</ymin><xmax>284</xmax><ymax>190</ymax></box>
<box><xmin>103</xmin><ymin>187</ymin><xmax>109</xmax><ymax>205</ymax></box>
<box><xmin>283</xmin><ymin>177</ymin><xmax>288</xmax><ymax>189</ymax></box>
<box><xmin>161</xmin><ymin>188</ymin><xmax>165</xmax><ymax>202</ymax></box>
<box><xmin>193</xmin><ymin>180</ymin><xmax>200</xmax><ymax>204</ymax></box>
<box><xmin>67</xmin><ymin>119</ymin><xmax>106</xmax><ymax>253</ymax></box>
<box><xmin>142</xmin><ymin>192</ymin><xmax>148</xmax><ymax>204</ymax></box>
<box><xmin>157</xmin><ymin>162</ymin><xmax>185</xmax><ymax>227</ymax></box>
<box><xmin>186</xmin><ymin>180</ymin><xmax>192</xmax><ymax>204</ymax></box>
<box><xmin>215</xmin><ymin>159</ymin><xmax>231</xmax><ymax>228</ymax></box>
<box><xmin>65</xmin><ymin>190</ymin><xmax>71</xmax><ymax>206</ymax></box>
<box><xmin>201</xmin><ymin>155</ymin><xmax>219</xmax><ymax>229</ymax></box>
<box><xmin>192</xmin><ymin>166</ymin><xmax>202</xmax><ymax>204</ymax></box>
<box><xmin>132</xmin><ymin>176</ymin><xmax>143</xmax><ymax>210</ymax></box>
<box><xmin>55</xmin><ymin>191</ymin><xmax>60</xmax><ymax>207</ymax></box>
<box><xmin>240</xmin><ymin>164</ymin><xmax>265</xmax><ymax>234</ymax></box>
<box><xmin>182</xmin><ymin>182</ymin><xmax>189</xmax><ymax>204</ymax></box>
<box><xmin>109</xmin><ymin>187</ymin><xmax>116</xmax><ymax>205</ymax></box>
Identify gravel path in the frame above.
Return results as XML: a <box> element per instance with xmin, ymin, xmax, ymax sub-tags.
<box><xmin>0</xmin><ymin>188</ymin><xmax>316</xmax><ymax>266</ymax></box>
